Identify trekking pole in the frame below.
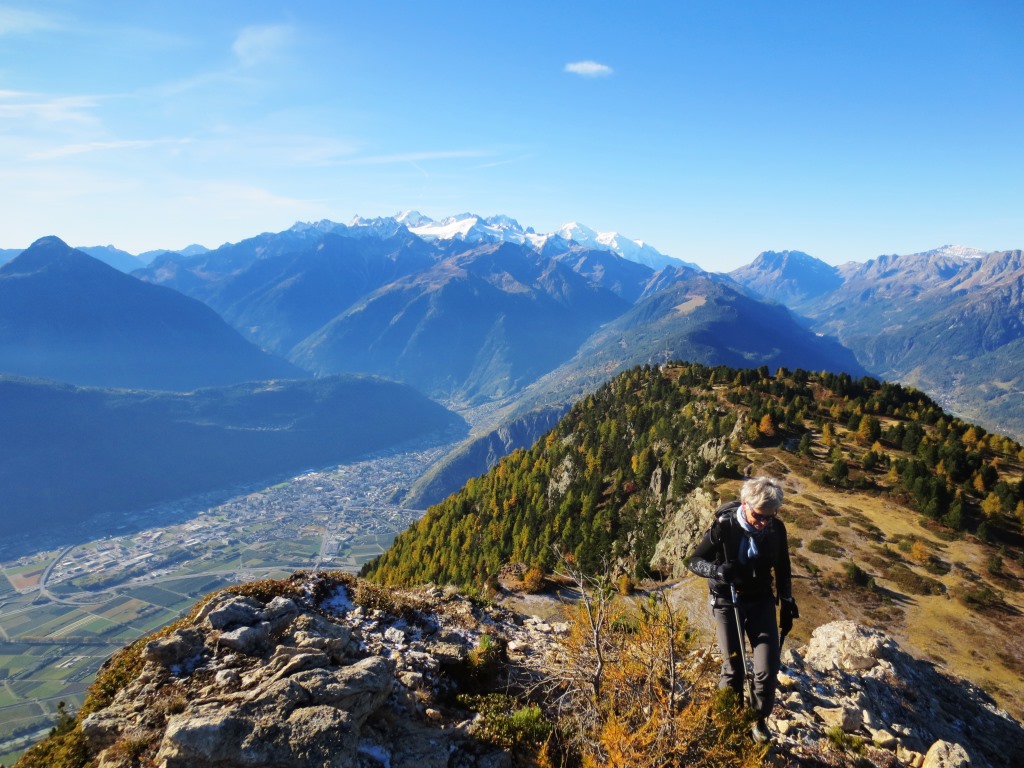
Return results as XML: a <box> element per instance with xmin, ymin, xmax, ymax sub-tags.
<box><xmin>730</xmin><ymin>584</ymin><xmax>756</xmax><ymax>709</ymax></box>
<box><xmin>722</xmin><ymin>533</ymin><xmax>756</xmax><ymax>710</ymax></box>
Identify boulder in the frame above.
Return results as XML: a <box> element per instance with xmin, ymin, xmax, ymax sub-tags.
<box><xmin>143</xmin><ymin>627</ymin><xmax>206</xmax><ymax>670</ymax></box>
<box><xmin>206</xmin><ymin>595</ymin><xmax>263</xmax><ymax>630</ymax></box>
<box><xmin>218</xmin><ymin>622</ymin><xmax>271</xmax><ymax>654</ymax></box>
<box><xmin>923</xmin><ymin>740</ymin><xmax>972</xmax><ymax>768</ymax></box>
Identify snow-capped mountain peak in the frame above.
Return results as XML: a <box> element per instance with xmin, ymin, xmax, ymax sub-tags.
<box><xmin>394</xmin><ymin>210</ymin><xmax>435</xmax><ymax>228</ymax></box>
<box><xmin>300</xmin><ymin>212</ymin><xmax>692</xmax><ymax>270</ymax></box>
<box><xmin>552</xmin><ymin>221</ymin><xmax>690</xmax><ymax>270</ymax></box>
<box><xmin>918</xmin><ymin>244</ymin><xmax>988</xmax><ymax>260</ymax></box>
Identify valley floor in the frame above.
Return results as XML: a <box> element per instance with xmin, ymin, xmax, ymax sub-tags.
<box><xmin>0</xmin><ymin>434</ymin><xmax>459</xmax><ymax>766</ymax></box>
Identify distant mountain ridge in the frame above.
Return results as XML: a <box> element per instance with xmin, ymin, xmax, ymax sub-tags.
<box><xmin>0</xmin><ymin>237</ymin><xmax>302</xmax><ymax>391</ymax></box>
<box><xmin>729</xmin><ymin>246</ymin><xmax>1024</xmax><ymax>439</ymax></box>
<box><xmin>348</xmin><ymin>211</ymin><xmax>697</xmax><ymax>270</ymax></box>
<box><xmin>135</xmin><ymin>223</ymin><xmax>857</xmax><ymax>409</ymax></box>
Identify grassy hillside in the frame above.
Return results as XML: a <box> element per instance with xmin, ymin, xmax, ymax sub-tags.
<box><xmin>364</xmin><ymin>361</ymin><xmax>1024</xmax><ymax>718</ymax></box>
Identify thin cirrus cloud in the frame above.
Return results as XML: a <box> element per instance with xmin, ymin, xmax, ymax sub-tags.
<box><xmin>338</xmin><ymin>149</ymin><xmax>494</xmax><ymax>166</ymax></box>
<box><xmin>0</xmin><ymin>7</ymin><xmax>59</xmax><ymax>36</ymax></box>
<box><xmin>28</xmin><ymin>138</ymin><xmax>193</xmax><ymax>161</ymax></box>
<box><xmin>232</xmin><ymin>24</ymin><xmax>296</xmax><ymax>67</ymax></box>
<box><xmin>564</xmin><ymin>60</ymin><xmax>613</xmax><ymax>77</ymax></box>
<box><xmin>0</xmin><ymin>91</ymin><xmax>100</xmax><ymax>128</ymax></box>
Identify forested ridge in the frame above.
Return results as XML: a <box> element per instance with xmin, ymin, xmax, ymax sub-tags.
<box><xmin>364</xmin><ymin>362</ymin><xmax>1024</xmax><ymax>591</ymax></box>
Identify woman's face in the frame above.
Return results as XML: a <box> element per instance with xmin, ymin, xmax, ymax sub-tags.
<box><xmin>742</xmin><ymin>500</ymin><xmax>777</xmax><ymax>530</ymax></box>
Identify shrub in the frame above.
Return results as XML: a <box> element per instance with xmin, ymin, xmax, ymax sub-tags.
<box><xmin>956</xmin><ymin>585</ymin><xmax>1004</xmax><ymax>612</ymax></box>
<box><xmin>825</xmin><ymin>726</ymin><xmax>865</xmax><ymax>753</ymax></box>
<box><xmin>843</xmin><ymin>561</ymin><xmax>875</xmax><ymax>589</ymax></box>
<box><xmin>616</xmin><ymin>573</ymin><xmax>635</xmax><ymax>595</ymax></box>
<box><xmin>549</xmin><ymin>560</ymin><xmax>766</xmax><ymax>767</ymax></box>
<box><xmin>808</xmin><ymin>538</ymin><xmax>844</xmax><ymax>558</ymax></box>
<box><xmin>884</xmin><ymin>564</ymin><xmax>946</xmax><ymax>596</ymax></box>
<box><xmin>986</xmin><ymin>554</ymin><xmax>1004</xmax><ymax>576</ymax></box>
<box><xmin>522</xmin><ymin>567</ymin><xmax>546</xmax><ymax>594</ymax></box>
<box><xmin>458</xmin><ymin>694</ymin><xmax>552</xmax><ymax>752</ymax></box>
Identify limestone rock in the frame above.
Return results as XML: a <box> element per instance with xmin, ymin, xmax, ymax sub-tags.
<box><xmin>206</xmin><ymin>595</ymin><xmax>263</xmax><ymax>630</ymax></box>
<box><xmin>771</xmin><ymin>620</ymin><xmax>1022</xmax><ymax>768</ymax></box>
<box><xmin>218</xmin><ymin>622</ymin><xmax>271</xmax><ymax>654</ymax></box>
<box><xmin>143</xmin><ymin>627</ymin><xmax>207</xmax><ymax>672</ymax></box>
<box><xmin>813</xmin><ymin>704</ymin><xmax>861</xmax><ymax>732</ymax></box>
<box><xmin>923</xmin><ymin>740</ymin><xmax>972</xmax><ymax>768</ymax></box>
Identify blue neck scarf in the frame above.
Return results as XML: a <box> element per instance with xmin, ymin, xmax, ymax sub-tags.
<box><xmin>735</xmin><ymin>504</ymin><xmax>767</xmax><ymax>564</ymax></box>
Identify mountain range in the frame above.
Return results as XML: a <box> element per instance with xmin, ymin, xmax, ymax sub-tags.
<box><xmin>3</xmin><ymin>216</ymin><xmax>1024</xmax><ymax>533</ymax></box>
<box><xmin>131</xmin><ymin>216</ymin><xmax>857</xmax><ymax>408</ymax></box>
<box><xmin>729</xmin><ymin>246</ymin><xmax>1024</xmax><ymax>438</ymax></box>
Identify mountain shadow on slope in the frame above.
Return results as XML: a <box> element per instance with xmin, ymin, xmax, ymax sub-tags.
<box><xmin>0</xmin><ymin>237</ymin><xmax>303</xmax><ymax>391</ymax></box>
<box><xmin>0</xmin><ymin>374</ymin><xmax>467</xmax><ymax>540</ymax></box>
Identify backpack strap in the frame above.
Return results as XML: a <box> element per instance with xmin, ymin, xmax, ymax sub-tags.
<box><xmin>712</xmin><ymin>500</ymin><xmax>740</xmax><ymax>543</ymax></box>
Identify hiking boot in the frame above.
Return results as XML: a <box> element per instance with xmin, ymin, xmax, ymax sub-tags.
<box><xmin>751</xmin><ymin>718</ymin><xmax>771</xmax><ymax>743</ymax></box>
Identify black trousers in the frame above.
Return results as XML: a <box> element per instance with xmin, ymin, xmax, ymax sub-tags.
<box><xmin>711</xmin><ymin>594</ymin><xmax>780</xmax><ymax>718</ymax></box>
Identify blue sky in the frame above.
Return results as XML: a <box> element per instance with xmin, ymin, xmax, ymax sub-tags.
<box><xmin>2</xmin><ymin>1</ymin><xmax>1022</xmax><ymax>271</ymax></box>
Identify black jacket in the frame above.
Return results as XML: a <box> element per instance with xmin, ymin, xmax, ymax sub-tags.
<box><xmin>687</xmin><ymin>501</ymin><xmax>793</xmax><ymax>603</ymax></box>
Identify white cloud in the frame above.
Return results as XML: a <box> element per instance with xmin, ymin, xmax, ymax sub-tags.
<box><xmin>564</xmin><ymin>60</ymin><xmax>613</xmax><ymax>77</ymax></box>
<box><xmin>232</xmin><ymin>24</ymin><xmax>296</xmax><ymax>67</ymax></box>
<box><xmin>29</xmin><ymin>138</ymin><xmax>193</xmax><ymax>160</ymax></box>
<box><xmin>0</xmin><ymin>7</ymin><xmax>58</xmax><ymax>36</ymax></box>
<box><xmin>0</xmin><ymin>92</ymin><xmax>100</xmax><ymax>128</ymax></box>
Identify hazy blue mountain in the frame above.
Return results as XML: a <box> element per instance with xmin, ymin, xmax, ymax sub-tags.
<box><xmin>143</xmin><ymin>231</ymin><xmax>438</xmax><ymax>355</ymax></box>
<box><xmin>136</xmin><ymin>225</ymin><xmax>347</xmax><ymax>301</ymax></box>
<box><xmin>514</xmin><ymin>269</ymin><xmax>864</xmax><ymax>413</ymax></box>
<box><xmin>76</xmin><ymin>245</ymin><xmax>148</xmax><ymax>273</ymax></box>
<box><xmin>291</xmin><ymin>242</ymin><xmax>631</xmax><ymax>404</ymax></box>
<box><xmin>806</xmin><ymin>248</ymin><xmax>1024</xmax><ymax>437</ymax></box>
<box><xmin>728</xmin><ymin>250</ymin><xmax>843</xmax><ymax>309</ymax></box>
<box><xmin>137</xmin><ymin>243</ymin><xmax>210</xmax><ymax>263</ymax></box>
<box><xmin>550</xmin><ymin>245</ymin><xmax>655</xmax><ymax>303</ymax></box>
<box><xmin>0</xmin><ymin>236</ymin><xmax>303</xmax><ymax>391</ymax></box>
<box><xmin>0</xmin><ymin>374</ymin><xmax>466</xmax><ymax>538</ymax></box>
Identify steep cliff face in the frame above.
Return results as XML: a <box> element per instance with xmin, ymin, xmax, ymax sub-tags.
<box><xmin>19</xmin><ymin>573</ymin><xmax>1023</xmax><ymax>768</ymax></box>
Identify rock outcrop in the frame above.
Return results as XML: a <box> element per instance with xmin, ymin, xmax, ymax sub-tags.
<box><xmin>68</xmin><ymin>574</ymin><xmax>565</xmax><ymax>768</ymax></box>
<box><xmin>771</xmin><ymin>621</ymin><xmax>1023</xmax><ymax>768</ymax></box>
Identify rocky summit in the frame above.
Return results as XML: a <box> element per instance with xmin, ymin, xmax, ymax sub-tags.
<box><xmin>23</xmin><ymin>572</ymin><xmax>1024</xmax><ymax>768</ymax></box>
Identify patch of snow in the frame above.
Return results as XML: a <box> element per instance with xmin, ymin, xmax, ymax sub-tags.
<box><xmin>358</xmin><ymin>740</ymin><xmax>392</xmax><ymax>768</ymax></box>
<box><xmin>321</xmin><ymin>584</ymin><xmax>355</xmax><ymax>615</ymax></box>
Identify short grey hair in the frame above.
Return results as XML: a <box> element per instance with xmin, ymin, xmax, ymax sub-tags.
<box><xmin>740</xmin><ymin>476</ymin><xmax>784</xmax><ymax>512</ymax></box>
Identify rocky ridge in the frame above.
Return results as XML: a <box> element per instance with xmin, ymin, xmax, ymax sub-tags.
<box><xmin>23</xmin><ymin>573</ymin><xmax>1023</xmax><ymax>768</ymax></box>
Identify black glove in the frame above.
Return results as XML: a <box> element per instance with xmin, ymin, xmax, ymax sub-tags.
<box><xmin>716</xmin><ymin>562</ymin><xmax>741</xmax><ymax>585</ymax></box>
<box><xmin>780</xmin><ymin>597</ymin><xmax>799</xmax><ymax>636</ymax></box>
